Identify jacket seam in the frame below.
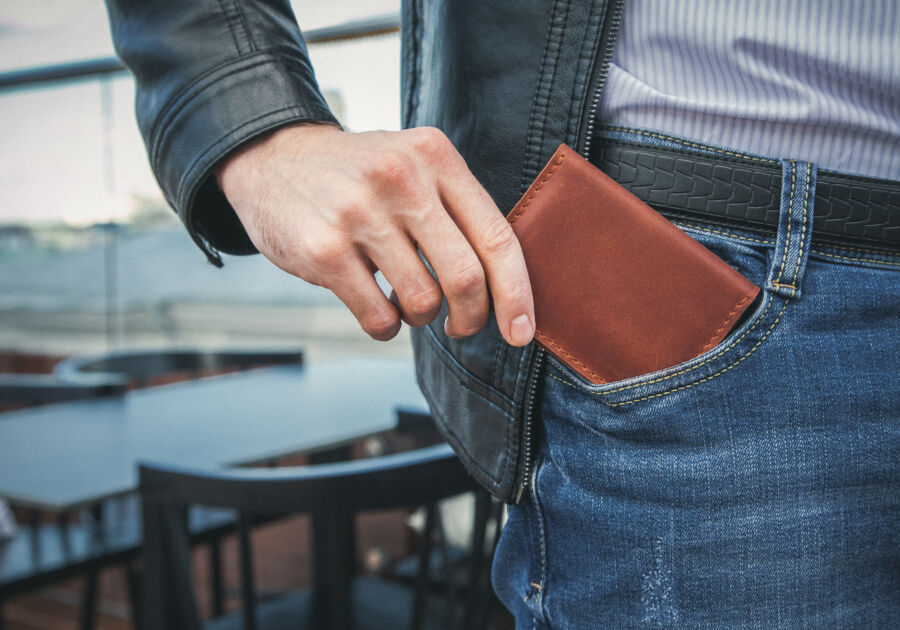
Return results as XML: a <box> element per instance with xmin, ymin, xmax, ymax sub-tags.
<box><xmin>418</xmin><ymin>330</ymin><xmax>516</xmax><ymax>489</ymax></box>
<box><xmin>215</xmin><ymin>0</ymin><xmax>245</xmax><ymax>55</ymax></box>
<box><xmin>402</xmin><ymin>0</ymin><xmax>421</xmax><ymax>129</ymax></box>
<box><xmin>519</xmin><ymin>0</ymin><xmax>570</xmax><ymax>195</ymax></box>
<box><xmin>421</xmin><ymin>324</ymin><xmax>518</xmax><ymax>409</ymax></box>
<box><xmin>416</xmin><ymin>377</ymin><xmax>503</xmax><ymax>493</ymax></box>
<box><xmin>149</xmin><ymin>51</ymin><xmax>309</xmax><ymax>166</ymax></box>
<box><xmin>149</xmin><ymin>52</ymin><xmax>266</xmax><ymax>162</ymax></box>
<box><xmin>229</xmin><ymin>0</ymin><xmax>258</xmax><ymax>53</ymax></box>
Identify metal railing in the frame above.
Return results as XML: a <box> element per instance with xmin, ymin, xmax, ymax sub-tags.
<box><xmin>0</xmin><ymin>12</ymin><xmax>400</xmax><ymax>91</ymax></box>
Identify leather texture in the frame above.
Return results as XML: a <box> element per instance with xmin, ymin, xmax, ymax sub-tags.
<box><xmin>508</xmin><ymin>145</ymin><xmax>760</xmax><ymax>384</ymax></box>
<box><xmin>592</xmin><ymin>139</ymin><xmax>900</xmax><ymax>251</ymax></box>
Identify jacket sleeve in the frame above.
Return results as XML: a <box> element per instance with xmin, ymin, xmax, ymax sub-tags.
<box><xmin>105</xmin><ymin>0</ymin><xmax>340</xmax><ymax>265</ymax></box>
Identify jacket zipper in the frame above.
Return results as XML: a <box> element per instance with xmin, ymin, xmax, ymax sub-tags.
<box><xmin>578</xmin><ymin>0</ymin><xmax>624</xmax><ymax>157</ymax></box>
<box><xmin>512</xmin><ymin>0</ymin><xmax>625</xmax><ymax>504</ymax></box>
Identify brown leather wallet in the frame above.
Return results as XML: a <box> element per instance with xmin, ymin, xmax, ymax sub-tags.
<box><xmin>507</xmin><ymin>144</ymin><xmax>760</xmax><ymax>385</ymax></box>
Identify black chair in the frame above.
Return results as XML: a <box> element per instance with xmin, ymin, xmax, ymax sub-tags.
<box><xmin>139</xmin><ymin>443</ymin><xmax>494</xmax><ymax>630</ymax></box>
<box><xmin>0</xmin><ymin>373</ymin><xmax>126</xmax><ymax>630</ymax></box>
<box><xmin>54</xmin><ymin>348</ymin><xmax>305</xmax><ymax>389</ymax></box>
<box><xmin>53</xmin><ymin>347</ymin><xmax>306</xmax><ymax>622</ymax></box>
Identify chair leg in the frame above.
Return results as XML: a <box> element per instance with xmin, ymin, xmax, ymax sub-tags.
<box><xmin>209</xmin><ymin>540</ymin><xmax>225</xmax><ymax>617</ymax></box>
<box><xmin>463</xmin><ymin>490</ymin><xmax>492</xmax><ymax>630</ymax></box>
<box><xmin>237</xmin><ymin>514</ymin><xmax>257</xmax><ymax>630</ymax></box>
<box><xmin>434</xmin><ymin>509</ymin><xmax>460</xmax><ymax>617</ymax></box>
<box><xmin>411</xmin><ymin>503</ymin><xmax>437</xmax><ymax>630</ymax></box>
<box><xmin>125</xmin><ymin>560</ymin><xmax>143</xmax><ymax>630</ymax></box>
<box><xmin>79</xmin><ymin>569</ymin><xmax>99</xmax><ymax>630</ymax></box>
<box><xmin>311</xmin><ymin>510</ymin><xmax>353</xmax><ymax>630</ymax></box>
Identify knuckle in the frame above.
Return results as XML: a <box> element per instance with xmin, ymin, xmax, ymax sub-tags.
<box><xmin>405</xmin><ymin>286</ymin><xmax>443</xmax><ymax>318</ymax></box>
<box><xmin>412</xmin><ymin>126</ymin><xmax>453</xmax><ymax>157</ymax></box>
<box><xmin>481</xmin><ymin>218</ymin><xmax>517</xmax><ymax>254</ymax></box>
<box><xmin>362</xmin><ymin>308</ymin><xmax>399</xmax><ymax>340</ymax></box>
<box><xmin>448</xmin><ymin>258</ymin><xmax>486</xmax><ymax>298</ymax></box>
<box><xmin>309</xmin><ymin>234</ymin><xmax>348</xmax><ymax>269</ymax></box>
<box><xmin>503</xmin><ymin>280</ymin><xmax>531</xmax><ymax>306</ymax></box>
<box><xmin>373</xmin><ymin>151</ymin><xmax>417</xmax><ymax>190</ymax></box>
<box><xmin>335</xmin><ymin>195</ymin><xmax>372</xmax><ymax>227</ymax></box>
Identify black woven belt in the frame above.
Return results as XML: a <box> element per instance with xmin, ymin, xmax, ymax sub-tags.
<box><xmin>589</xmin><ymin>139</ymin><xmax>900</xmax><ymax>251</ymax></box>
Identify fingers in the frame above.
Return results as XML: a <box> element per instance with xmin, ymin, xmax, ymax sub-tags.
<box><xmin>406</xmin><ymin>207</ymin><xmax>491</xmax><ymax>338</ymax></box>
<box><xmin>363</xmin><ymin>237</ymin><xmax>443</xmax><ymax>327</ymax></box>
<box><xmin>424</xmin><ymin>145</ymin><xmax>534</xmax><ymax>346</ymax></box>
<box><xmin>324</xmin><ymin>253</ymin><xmax>402</xmax><ymax>341</ymax></box>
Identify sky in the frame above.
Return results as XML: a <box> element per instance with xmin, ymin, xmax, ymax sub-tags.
<box><xmin>0</xmin><ymin>0</ymin><xmax>401</xmax><ymax>226</ymax></box>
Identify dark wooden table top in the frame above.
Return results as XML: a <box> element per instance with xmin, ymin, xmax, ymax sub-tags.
<box><xmin>0</xmin><ymin>358</ymin><xmax>426</xmax><ymax>511</ymax></box>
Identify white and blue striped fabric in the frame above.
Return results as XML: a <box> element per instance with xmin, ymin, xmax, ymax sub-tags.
<box><xmin>598</xmin><ymin>0</ymin><xmax>900</xmax><ymax>180</ymax></box>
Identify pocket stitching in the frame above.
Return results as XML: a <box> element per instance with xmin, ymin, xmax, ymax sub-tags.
<box><xmin>673</xmin><ymin>221</ymin><xmax>775</xmax><ymax>246</ymax></box>
<box><xmin>594</xmin><ymin>293</ymin><xmax>776</xmax><ymax>394</ymax></box>
<box><xmin>810</xmin><ymin>249</ymin><xmax>900</xmax><ymax>267</ymax></box>
<box><xmin>549</xmin><ymin>296</ymin><xmax>790</xmax><ymax>406</ymax></box>
<box><xmin>675</xmin><ymin>222</ymin><xmax>900</xmax><ymax>265</ymax></box>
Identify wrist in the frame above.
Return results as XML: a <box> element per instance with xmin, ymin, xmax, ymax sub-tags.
<box><xmin>215</xmin><ymin>120</ymin><xmax>343</xmax><ymax>188</ymax></box>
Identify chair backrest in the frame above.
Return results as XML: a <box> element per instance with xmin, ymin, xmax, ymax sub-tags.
<box><xmin>54</xmin><ymin>348</ymin><xmax>304</xmax><ymax>388</ymax></box>
<box><xmin>139</xmin><ymin>443</ymin><xmax>481</xmax><ymax>630</ymax></box>
<box><xmin>0</xmin><ymin>373</ymin><xmax>126</xmax><ymax>408</ymax></box>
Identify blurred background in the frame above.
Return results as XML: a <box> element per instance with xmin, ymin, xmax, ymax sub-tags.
<box><xmin>0</xmin><ymin>4</ymin><xmax>512</xmax><ymax>630</ymax></box>
<box><xmin>0</xmin><ymin>0</ymin><xmax>408</xmax><ymax>366</ymax></box>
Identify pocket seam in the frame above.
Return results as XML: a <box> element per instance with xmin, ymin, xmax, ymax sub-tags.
<box><xmin>810</xmin><ymin>249</ymin><xmax>900</xmax><ymax>268</ymax></box>
<box><xmin>573</xmin><ymin>292</ymin><xmax>776</xmax><ymax>395</ymax></box>
<box><xmin>549</xmin><ymin>295</ymin><xmax>790</xmax><ymax>406</ymax></box>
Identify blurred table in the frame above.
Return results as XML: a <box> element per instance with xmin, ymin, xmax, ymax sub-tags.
<box><xmin>0</xmin><ymin>358</ymin><xmax>426</xmax><ymax>511</ymax></box>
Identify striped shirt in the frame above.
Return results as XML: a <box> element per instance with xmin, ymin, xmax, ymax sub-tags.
<box><xmin>598</xmin><ymin>0</ymin><xmax>900</xmax><ymax>180</ymax></box>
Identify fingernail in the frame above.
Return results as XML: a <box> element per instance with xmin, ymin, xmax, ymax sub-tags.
<box><xmin>510</xmin><ymin>314</ymin><xmax>534</xmax><ymax>346</ymax></box>
<box><xmin>444</xmin><ymin>316</ymin><xmax>459</xmax><ymax>339</ymax></box>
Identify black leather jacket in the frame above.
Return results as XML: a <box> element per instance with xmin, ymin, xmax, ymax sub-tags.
<box><xmin>107</xmin><ymin>0</ymin><xmax>623</xmax><ymax>503</ymax></box>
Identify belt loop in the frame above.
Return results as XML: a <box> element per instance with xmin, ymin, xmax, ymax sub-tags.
<box><xmin>766</xmin><ymin>160</ymin><xmax>817</xmax><ymax>299</ymax></box>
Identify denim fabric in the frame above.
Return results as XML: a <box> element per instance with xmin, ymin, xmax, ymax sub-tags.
<box><xmin>492</xmin><ymin>138</ymin><xmax>900</xmax><ymax>628</ymax></box>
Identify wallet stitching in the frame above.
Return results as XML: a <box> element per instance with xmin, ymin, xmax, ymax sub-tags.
<box><xmin>599</xmin><ymin>126</ymin><xmax>780</xmax><ymax>165</ymax></box>
<box><xmin>509</xmin><ymin>150</ymin><xmax>614</xmax><ymax>384</ymax></box>
<box><xmin>773</xmin><ymin>161</ymin><xmax>797</xmax><ymax>288</ymax></box>
<box><xmin>548</xmin><ymin>297</ymin><xmax>789</xmax><ymax>406</ymax></box>
<box><xmin>701</xmin><ymin>293</ymin><xmax>752</xmax><ymax>352</ymax></box>
<box><xmin>535</xmin><ymin>331</ymin><xmax>605</xmax><ymax>382</ymax></box>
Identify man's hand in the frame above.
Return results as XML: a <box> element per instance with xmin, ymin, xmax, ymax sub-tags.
<box><xmin>216</xmin><ymin>123</ymin><xmax>535</xmax><ymax>346</ymax></box>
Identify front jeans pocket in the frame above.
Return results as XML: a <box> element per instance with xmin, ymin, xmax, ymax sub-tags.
<box><xmin>544</xmin><ymin>223</ymin><xmax>781</xmax><ymax>408</ymax></box>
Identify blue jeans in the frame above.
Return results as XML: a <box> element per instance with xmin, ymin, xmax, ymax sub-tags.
<box><xmin>492</xmin><ymin>134</ymin><xmax>900</xmax><ymax>628</ymax></box>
